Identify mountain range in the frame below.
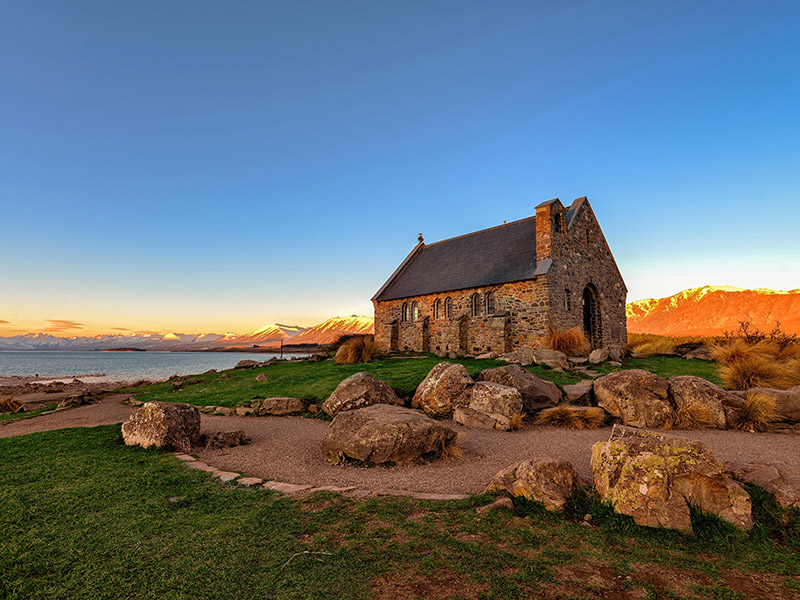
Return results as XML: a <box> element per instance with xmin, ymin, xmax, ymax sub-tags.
<box><xmin>626</xmin><ymin>285</ymin><xmax>800</xmax><ymax>336</ymax></box>
<box><xmin>0</xmin><ymin>316</ymin><xmax>374</xmax><ymax>351</ymax></box>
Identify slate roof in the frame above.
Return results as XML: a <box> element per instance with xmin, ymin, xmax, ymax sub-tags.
<box><xmin>373</xmin><ymin>216</ymin><xmax>540</xmax><ymax>302</ymax></box>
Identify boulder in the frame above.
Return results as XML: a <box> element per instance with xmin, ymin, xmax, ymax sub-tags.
<box><xmin>684</xmin><ymin>347</ymin><xmax>713</xmax><ymax>361</ymax></box>
<box><xmin>594</xmin><ymin>370</ymin><xmax>673</xmax><ymax>428</ymax></box>
<box><xmin>234</xmin><ymin>360</ymin><xmax>260</xmax><ymax>369</ymax></box>
<box><xmin>727</xmin><ymin>462</ymin><xmax>800</xmax><ymax>511</ymax></box>
<box><xmin>591</xmin><ymin>428</ymin><xmax>752</xmax><ymax>533</ymax></box>
<box><xmin>464</xmin><ymin>382</ymin><xmax>523</xmax><ymax>430</ymax></box>
<box><xmin>477</xmin><ymin>364</ymin><xmax>561</xmax><ymax>412</ymax></box>
<box><xmin>235</xmin><ymin>406</ymin><xmax>254</xmax><ymax>417</ymax></box>
<box><xmin>198</xmin><ymin>430</ymin><xmax>250</xmax><ymax>450</ymax></box>
<box><xmin>740</xmin><ymin>388</ymin><xmax>800</xmax><ymax>422</ymax></box>
<box><xmin>475</xmin><ymin>352</ymin><xmax>498</xmax><ymax>360</ymax></box>
<box><xmin>321</xmin><ymin>372</ymin><xmax>403</xmax><ymax>417</ymax></box>
<box><xmin>412</xmin><ymin>362</ymin><xmax>474</xmax><ymax>418</ymax></box>
<box><xmin>588</xmin><ymin>348</ymin><xmax>609</xmax><ymax>364</ymax></box>
<box><xmin>321</xmin><ymin>404</ymin><xmax>456</xmax><ymax>465</ymax></box>
<box><xmin>563</xmin><ymin>379</ymin><xmax>594</xmax><ymax>405</ymax></box>
<box><xmin>213</xmin><ymin>406</ymin><xmax>234</xmax><ymax>416</ymax></box>
<box><xmin>532</xmin><ymin>349</ymin><xmax>569</xmax><ymax>369</ymax></box>
<box><xmin>255</xmin><ymin>373</ymin><xmax>270</xmax><ymax>382</ymax></box>
<box><xmin>486</xmin><ymin>457</ymin><xmax>580</xmax><ymax>511</ymax></box>
<box><xmin>668</xmin><ymin>376</ymin><xmax>733</xmax><ymax>429</ymax></box>
<box><xmin>121</xmin><ymin>402</ymin><xmax>201</xmax><ymax>453</ymax></box>
<box><xmin>499</xmin><ymin>346</ymin><xmax>536</xmax><ymax>366</ymax></box>
<box><xmin>453</xmin><ymin>406</ymin><xmax>497</xmax><ymax>429</ymax></box>
<box><xmin>258</xmin><ymin>397</ymin><xmax>307</xmax><ymax>416</ymax></box>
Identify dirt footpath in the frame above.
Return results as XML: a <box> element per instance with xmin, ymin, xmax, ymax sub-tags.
<box><xmin>4</xmin><ymin>399</ymin><xmax>799</xmax><ymax>495</ymax></box>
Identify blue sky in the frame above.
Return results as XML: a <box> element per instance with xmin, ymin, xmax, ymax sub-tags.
<box><xmin>1</xmin><ymin>1</ymin><xmax>798</xmax><ymax>335</ymax></box>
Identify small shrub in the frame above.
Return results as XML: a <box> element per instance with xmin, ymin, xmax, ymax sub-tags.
<box><xmin>735</xmin><ymin>392</ymin><xmax>779</xmax><ymax>432</ymax></box>
<box><xmin>668</xmin><ymin>402</ymin><xmax>715</xmax><ymax>429</ymax></box>
<box><xmin>0</xmin><ymin>396</ymin><xmax>23</xmax><ymax>413</ymax></box>
<box><xmin>544</xmin><ymin>325</ymin><xmax>589</xmax><ymax>355</ymax></box>
<box><xmin>509</xmin><ymin>412</ymin><xmax>525</xmax><ymax>431</ymax></box>
<box><xmin>719</xmin><ymin>355</ymin><xmax>787</xmax><ymax>390</ymax></box>
<box><xmin>334</xmin><ymin>335</ymin><xmax>381</xmax><ymax>364</ymax></box>
<box><xmin>533</xmin><ymin>405</ymin><xmax>605</xmax><ymax>429</ymax></box>
<box><xmin>440</xmin><ymin>434</ymin><xmax>463</xmax><ymax>460</ymax></box>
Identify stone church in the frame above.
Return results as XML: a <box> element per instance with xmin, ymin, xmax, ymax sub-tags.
<box><xmin>372</xmin><ymin>197</ymin><xmax>627</xmax><ymax>355</ymax></box>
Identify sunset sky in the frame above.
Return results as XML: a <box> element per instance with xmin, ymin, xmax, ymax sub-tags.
<box><xmin>2</xmin><ymin>1</ymin><xmax>799</xmax><ymax>336</ymax></box>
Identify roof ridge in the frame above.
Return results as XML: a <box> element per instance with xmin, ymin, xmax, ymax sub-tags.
<box><xmin>424</xmin><ymin>215</ymin><xmax>536</xmax><ymax>248</ymax></box>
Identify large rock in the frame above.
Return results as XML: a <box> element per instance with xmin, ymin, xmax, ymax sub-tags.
<box><xmin>727</xmin><ymin>462</ymin><xmax>800</xmax><ymax>511</ymax></box>
<box><xmin>563</xmin><ymin>379</ymin><xmax>594</xmax><ymax>405</ymax></box>
<box><xmin>669</xmin><ymin>376</ymin><xmax>733</xmax><ymax>429</ymax></box>
<box><xmin>740</xmin><ymin>388</ymin><xmax>800</xmax><ymax>422</ymax></box>
<box><xmin>591</xmin><ymin>429</ymin><xmax>752</xmax><ymax>533</ymax></box>
<box><xmin>258</xmin><ymin>397</ymin><xmax>307</xmax><ymax>415</ymax></box>
<box><xmin>321</xmin><ymin>404</ymin><xmax>456</xmax><ymax>465</ymax></box>
<box><xmin>453</xmin><ymin>406</ymin><xmax>497</xmax><ymax>429</ymax></box>
<box><xmin>197</xmin><ymin>430</ymin><xmax>250</xmax><ymax>450</ymax></box>
<box><xmin>486</xmin><ymin>457</ymin><xmax>579</xmax><ymax>511</ymax></box>
<box><xmin>588</xmin><ymin>348</ymin><xmax>610</xmax><ymax>364</ymax></box>
<box><xmin>532</xmin><ymin>349</ymin><xmax>569</xmax><ymax>369</ymax></box>
<box><xmin>412</xmin><ymin>362</ymin><xmax>474</xmax><ymax>418</ymax></box>
<box><xmin>462</xmin><ymin>382</ymin><xmax>523</xmax><ymax>430</ymax></box>
<box><xmin>684</xmin><ymin>346</ymin><xmax>713</xmax><ymax>361</ymax></box>
<box><xmin>594</xmin><ymin>370</ymin><xmax>673</xmax><ymax>428</ymax></box>
<box><xmin>321</xmin><ymin>372</ymin><xmax>403</xmax><ymax>417</ymax></box>
<box><xmin>121</xmin><ymin>402</ymin><xmax>201</xmax><ymax>453</ymax></box>
<box><xmin>234</xmin><ymin>360</ymin><xmax>260</xmax><ymax>369</ymax></box>
<box><xmin>477</xmin><ymin>364</ymin><xmax>561</xmax><ymax>412</ymax></box>
<box><xmin>499</xmin><ymin>346</ymin><xmax>537</xmax><ymax>366</ymax></box>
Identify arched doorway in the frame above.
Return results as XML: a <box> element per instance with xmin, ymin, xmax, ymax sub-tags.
<box><xmin>582</xmin><ymin>284</ymin><xmax>603</xmax><ymax>349</ymax></box>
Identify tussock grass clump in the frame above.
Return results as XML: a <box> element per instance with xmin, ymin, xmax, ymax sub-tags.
<box><xmin>544</xmin><ymin>325</ymin><xmax>589</xmax><ymax>355</ymax></box>
<box><xmin>439</xmin><ymin>435</ymin><xmax>464</xmax><ymax>460</ymax></box>
<box><xmin>668</xmin><ymin>403</ymin><xmax>715</xmax><ymax>430</ymax></box>
<box><xmin>626</xmin><ymin>333</ymin><xmax>678</xmax><ymax>356</ymax></box>
<box><xmin>718</xmin><ymin>356</ymin><xmax>788</xmax><ymax>390</ymax></box>
<box><xmin>0</xmin><ymin>396</ymin><xmax>23</xmax><ymax>413</ymax></box>
<box><xmin>334</xmin><ymin>335</ymin><xmax>381</xmax><ymax>364</ymax></box>
<box><xmin>509</xmin><ymin>412</ymin><xmax>525</xmax><ymax>431</ymax></box>
<box><xmin>735</xmin><ymin>392</ymin><xmax>779</xmax><ymax>432</ymax></box>
<box><xmin>533</xmin><ymin>405</ymin><xmax>605</xmax><ymax>429</ymax></box>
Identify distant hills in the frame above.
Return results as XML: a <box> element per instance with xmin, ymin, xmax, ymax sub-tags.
<box><xmin>626</xmin><ymin>285</ymin><xmax>800</xmax><ymax>336</ymax></box>
<box><xmin>0</xmin><ymin>316</ymin><xmax>374</xmax><ymax>351</ymax></box>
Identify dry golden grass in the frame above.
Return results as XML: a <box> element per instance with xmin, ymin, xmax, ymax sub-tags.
<box><xmin>668</xmin><ymin>402</ymin><xmax>715</xmax><ymax>430</ymax></box>
<box><xmin>509</xmin><ymin>412</ymin><xmax>525</xmax><ymax>431</ymax></box>
<box><xmin>626</xmin><ymin>333</ymin><xmax>678</xmax><ymax>356</ymax></box>
<box><xmin>719</xmin><ymin>355</ymin><xmax>791</xmax><ymax>390</ymax></box>
<box><xmin>439</xmin><ymin>435</ymin><xmax>464</xmax><ymax>460</ymax></box>
<box><xmin>544</xmin><ymin>325</ymin><xmax>589</xmax><ymax>355</ymax></box>
<box><xmin>734</xmin><ymin>392</ymin><xmax>779</xmax><ymax>432</ymax></box>
<box><xmin>334</xmin><ymin>335</ymin><xmax>381</xmax><ymax>364</ymax></box>
<box><xmin>0</xmin><ymin>396</ymin><xmax>23</xmax><ymax>413</ymax></box>
<box><xmin>710</xmin><ymin>338</ymin><xmax>755</xmax><ymax>364</ymax></box>
<box><xmin>533</xmin><ymin>405</ymin><xmax>605</xmax><ymax>429</ymax></box>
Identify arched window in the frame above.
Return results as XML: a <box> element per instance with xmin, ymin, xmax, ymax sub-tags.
<box><xmin>401</xmin><ymin>302</ymin><xmax>409</xmax><ymax>322</ymax></box>
<box><xmin>444</xmin><ymin>297</ymin><xmax>453</xmax><ymax>319</ymax></box>
<box><xmin>470</xmin><ymin>293</ymin><xmax>481</xmax><ymax>317</ymax></box>
<box><xmin>411</xmin><ymin>301</ymin><xmax>419</xmax><ymax>322</ymax></box>
<box><xmin>485</xmin><ymin>291</ymin><xmax>495</xmax><ymax>315</ymax></box>
<box><xmin>433</xmin><ymin>299</ymin><xmax>441</xmax><ymax>319</ymax></box>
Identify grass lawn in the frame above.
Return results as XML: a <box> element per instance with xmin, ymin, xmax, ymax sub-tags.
<box><xmin>117</xmin><ymin>354</ymin><xmax>723</xmax><ymax>409</ymax></box>
<box><xmin>1</xmin><ymin>426</ymin><xmax>797</xmax><ymax>599</ymax></box>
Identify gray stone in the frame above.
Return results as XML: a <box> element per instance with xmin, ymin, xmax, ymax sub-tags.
<box><xmin>237</xmin><ymin>477</ymin><xmax>264</xmax><ymax>487</ymax></box>
<box><xmin>258</xmin><ymin>397</ymin><xmax>307</xmax><ymax>416</ymax></box>
<box><xmin>213</xmin><ymin>406</ymin><xmax>235</xmax><ymax>416</ymax></box>
<box><xmin>562</xmin><ymin>379</ymin><xmax>594</xmax><ymax>405</ymax></box>
<box><xmin>727</xmin><ymin>462</ymin><xmax>800</xmax><ymax>510</ymax></box>
<box><xmin>235</xmin><ymin>406</ymin><xmax>254</xmax><ymax>417</ymax></box>
<box><xmin>466</xmin><ymin>382</ymin><xmax>524</xmax><ymax>430</ymax></box>
<box><xmin>594</xmin><ymin>369</ymin><xmax>673</xmax><ymax>428</ymax></box>
<box><xmin>412</xmin><ymin>362</ymin><xmax>474</xmax><ymax>418</ymax></box>
<box><xmin>668</xmin><ymin>375</ymin><xmax>734</xmax><ymax>429</ymax></box>
<box><xmin>486</xmin><ymin>457</ymin><xmax>579</xmax><ymax>511</ymax></box>
<box><xmin>262</xmin><ymin>481</ymin><xmax>314</xmax><ymax>495</ymax></box>
<box><xmin>213</xmin><ymin>471</ymin><xmax>240</xmax><ymax>482</ymax></box>
<box><xmin>477</xmin><ymin>364</ymin><xmax>561</xmax><ymax>412</ymax></box>
<box><xmin>532</xmin><ymin>349</ymin><xmax>569</xmax><ymax>369</ymax></box>
<box><xmin>588</xmin><ymin>348</ymin><xmax>609</xmax><ymax>364</ymax></box>
<box><xmin>453</xmin><ymin>406</ymin><xmax>497</xmax><ymax>429</ymax></box>
<box><xmin>741</xmin><ymin>388</ymin><xmax>800</xmax><ymax>422</ymax></box>
<box><xmin>185</xmin><ymin>461</ymin><xmax>215</xmax><ymax>472</ymax></box>
<box><xmin>477</xmin><ymin>496</ymin><xmax>515</xmax><ymax>514</ymax></box>
<box><xmin>121</xmin><ymin>402</ymin><xmax>201</xmax><ymax>453</ymax></box>
<box><xmin>321</xmin><ymin>372</ymin><xmax>403</xmax><ymax>417</ymax></box>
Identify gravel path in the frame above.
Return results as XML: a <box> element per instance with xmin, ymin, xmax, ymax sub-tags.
<box><xmin>4</xmin><ymin>399</ymin><xmax>799</xmax><ymax>495</ymax></box>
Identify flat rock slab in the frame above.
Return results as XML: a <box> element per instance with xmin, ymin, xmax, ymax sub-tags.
<box><xmin>237</xmin><ymin>477</ymin><xmax>264</xmax><ymax>487</ymax></box>
<box><xmin>174</xmin><ymin>453</ymin><xmax>196</xmax><ymax>461</ymax></box>
<box><xmin>185</xmin><ymin>461</ymin><xmax>215</xmax><ymax>472</ymax></box>
<box><xmin>213</xmin><ymin>471</ymin><xmax>241</xmax><ymax>482</ymax></box>
<box><xmin>263</xmin><ymin>481</ymin><xmax>314</xmax><ymax>495</ymax></box>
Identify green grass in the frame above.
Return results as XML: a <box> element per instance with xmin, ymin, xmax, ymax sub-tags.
<box><xmin>116</xmin><ymin>354</ymin><xmax>724</xmax><ymax>408</ymax></box>
<box><xmin>0</xmin><ymin>426</ymin><xmax>797</xmax><ymax>599</ymax></box>
<box><xmin>0</xmin><ymin>403</ymin><xmax>57</xmax><ymax>423</ymax></box>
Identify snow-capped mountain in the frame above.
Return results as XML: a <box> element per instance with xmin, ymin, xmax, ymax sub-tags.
<box><xmin>627</xmin><ymin>285</ymin><xmax>800</xmax><ymax>336</ymax></box>
<box><xmin>236</xmin><ymin>324</ymin><xmax>306</xmax><ymax>343</ymax></box>
<box><xmin>287</xmin><ymin>315</ymin><xmax>374</xmax><ymax>346</ymax></box>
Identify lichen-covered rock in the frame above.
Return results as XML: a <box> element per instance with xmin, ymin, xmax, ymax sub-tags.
<box><xmin>477</xmin><ymin>364</ymin><xmax>561</xmax><ymax>412</ymax></box>
<box><xmin>466</xmin><ymin>382</ymin><xmax>524</xmax><ymax>430</ymax></box>
<box><xmin>563</xmin><ymin>379</ymin><xmax>594</xmax><ymax>405</ymax></box>
<box><xmin>258</xmin><ymin>397</ymin><xmax>307</xmax><ymax>416</ymax></box>
<box><xmin>591</xmin><ymin>430</ymin><xmax>752</xmax><ymax>533</ymax></box>
<box><xmin>669</xmin><ymin>375</ymin><xmax>733</xmax><ymax>429</ymax></box>
<box><xmin>532</xmin><ymin>349</ymin><xmax>569</xmax><ymax>370</ymax></box>
<box><xmin>453</xmin><ymin>406</ymin><xmax>497</xmax><ymax>429</ymax></box>
<box><xmin>321</xmin><ymin>372</ymin><xmax>403</xmax><ymax>417</ymax></box>
<box><xmin>486</xmin><ymin>457</ymin><xmax>579</xmax><ymax>511</ymax></box>
<box><xmin>499</xmin><ymin>346</ymin><xmax>536</xmax><ymax>366</ymax></box>
<box><xmin>321</xmin><ymin>404</ymin><xmax>456</xmax><ymax>464</ymax></box>
<box><xmin>412</xmin><ymin>362</ymin><xmax>474</xmax><ymax>418</ymax></box>
<box><xmin>594</xmin><ymin>370</ymin><xmax>673</xmax><ymax>428</ymax></box>
<box><xmin>121</xmin><ymin>402</ymin><xmax>201</xmax><ymax>453</ymax></box>
<box><xmin>727</xmin><ymin>462</ymin><xmax>800</xmax><ymax>511</ymax></box>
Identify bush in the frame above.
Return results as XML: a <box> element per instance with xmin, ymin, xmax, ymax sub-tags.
<box><xmin>544</xmin><ymin>325</ymin><xmax>589</xmax><ymax>355</ymax></box>
<box><xmin>734</xmin><ymin>392</ymin><xmax>779</xmax><ymax>432</ymax></box>
<box><xmin>533</xmin><ymin>405</ymin><xmax>605</xmax><ymax>429</ymax></box>
<box><xmin>668</xmin><ymin>402</ymin><xmax>715</xmax><ymax>430</ymax></box>
<box><xmin>719</xmin><ymin>355</ymin><xmax>793</xmax><ymax>390</ymax></box>
<box><xmin>0</xmin><ymin>396</ymin><xmax>23</xmax><ymax>413</ymax></box>
<box><xmin>334</xmin><ymin>335</ymin><xmax>381</xmax><ymax>364</ymax></box>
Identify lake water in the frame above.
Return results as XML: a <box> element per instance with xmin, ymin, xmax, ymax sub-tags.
<box><xmin>0</xmin><ymin>351</ymin><xmax>298</xmax><ymax>383</ymax></box>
